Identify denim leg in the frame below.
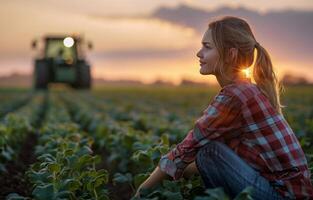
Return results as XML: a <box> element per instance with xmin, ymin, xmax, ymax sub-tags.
<box><xmin>195</xmin><ymin>141</ymin><xmax>287</xmax><ymax>200</ymax></box>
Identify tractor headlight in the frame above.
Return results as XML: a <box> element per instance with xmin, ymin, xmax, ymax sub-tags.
<box><xmin>63</xmin><ymin>37</ymin><xmax>74</xmax><ymax>48</ymax></box>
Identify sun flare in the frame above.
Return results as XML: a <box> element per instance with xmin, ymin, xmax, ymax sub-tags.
<box><xmin>242</xmin><ymin>68</ymin><xmax>251</xmax><ymax>78</ymax></box>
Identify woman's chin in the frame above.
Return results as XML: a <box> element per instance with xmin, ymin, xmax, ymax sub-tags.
<box><xmin>199</xmin><ymin>69</ymin><xmax>211</xmax><ymax>75</ymax></box>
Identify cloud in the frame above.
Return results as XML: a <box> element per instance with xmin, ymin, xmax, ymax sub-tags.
<box><xmin>91</xmin><ymin>48</ymin><xmax>194</xmax><ymax>60</ymax></box>
<box><xmin>149</xmin><ymin>4</ymin><xmax>313</xmax><ymax>63</ymax></box>
<box><xmin>85</xmin><ymin>4</ymin><xmax>313</xmax><ymax>63</ymax></box>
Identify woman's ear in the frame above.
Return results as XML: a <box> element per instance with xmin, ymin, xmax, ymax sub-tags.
<box><xmin>226</xmin><ymin>48</ymin><xmax>238</xmax><ymax>65</ymax></box>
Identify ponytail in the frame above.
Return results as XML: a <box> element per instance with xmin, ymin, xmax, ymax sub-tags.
<box><xmin>253</xmin><ymin>42</ymin><xmax>285</xmax><ymax>115</ymax></box>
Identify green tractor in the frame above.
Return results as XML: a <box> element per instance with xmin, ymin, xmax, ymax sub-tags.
<box><xmin>32</xmin><ymin>35</ymin><xmax>93</xmax><ymax>89</ymax></box>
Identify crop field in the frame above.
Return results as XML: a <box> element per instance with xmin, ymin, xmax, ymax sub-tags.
<box><xmin>0</xmin><ymin>85</ymin><xmax>313</xmax><ymax>200</ymax></box>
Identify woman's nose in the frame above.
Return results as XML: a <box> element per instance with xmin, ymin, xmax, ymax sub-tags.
<box><xmin>196</xmin><ymin>50</ymin><xmax>201</xmax><ymax>58</ymax></box>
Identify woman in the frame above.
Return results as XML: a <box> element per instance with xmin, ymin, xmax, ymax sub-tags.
<box><xmin>135</xmin><ymin>16</ymin><xmax>313</xmax><ymax>199</ymax></box>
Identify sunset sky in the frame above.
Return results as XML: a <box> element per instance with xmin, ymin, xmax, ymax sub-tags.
<box><xmin>1</xmin><ymin>0</ymin><xmax>313</xmax><ymax>85</ymax></box>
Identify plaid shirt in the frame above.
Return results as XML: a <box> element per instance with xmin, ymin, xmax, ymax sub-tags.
<box><xmin>159</xmin><ymin>80</ymin><xmax>313</xmax><ymax>199</ymax></box>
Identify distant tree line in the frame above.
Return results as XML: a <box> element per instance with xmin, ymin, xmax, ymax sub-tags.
<box><xmin>281</xmin><ymin>73</ymin><xmax>312</xmax><ymax>86</ymax></box>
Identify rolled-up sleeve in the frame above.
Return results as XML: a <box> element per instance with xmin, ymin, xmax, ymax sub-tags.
<box><xmin>159</xmin><ymin>90</ymin><xmax>243</xmax><ymax>180</ymax></box>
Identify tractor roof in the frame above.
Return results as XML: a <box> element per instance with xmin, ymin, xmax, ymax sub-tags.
<box><xmin>44</xmin><ymin>35</ymin><xmax>82</xmax><ymax>42</ymax></box>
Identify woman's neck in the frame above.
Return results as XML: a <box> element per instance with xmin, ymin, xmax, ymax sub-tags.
<box><xmin>216</xmin><ymin>70</ymin><xmax>251</xmax><ymax>88</ymax></box>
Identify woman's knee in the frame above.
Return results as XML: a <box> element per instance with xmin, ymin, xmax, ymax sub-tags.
<box><xmin>195</xmin><ymin>141</ymin><xmax>234</xmax><ymax>190</ymax></box>
<box><xmin>197</xmin><ymin>140</ymin><xmax>228</xmax><ymax>158</ymax></box>
<box><xmin>195</xmin><ymin>140</ymin><xmax>236</xmax><ymax>172</ymax></box>
<box><xmin>196</xmin><ymin>141</ymin><xmax>223</xmax><ymax>168</ymax></box>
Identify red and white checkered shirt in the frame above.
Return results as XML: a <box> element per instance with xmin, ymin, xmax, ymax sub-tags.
<box><xmin>159</xmin><ymin>80</ymin><xmax>313</xmax><ymax>199</ymax></box>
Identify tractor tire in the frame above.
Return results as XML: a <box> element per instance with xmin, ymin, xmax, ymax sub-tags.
<box><xmin>76</xmin><ymin>62</ymin><xmax>91</xmax><ymax>89</ymax></box>
<box><xmin>34</xmin><ymin>59</ymin><xmax>50</xmax><ymax>89</ymax></box>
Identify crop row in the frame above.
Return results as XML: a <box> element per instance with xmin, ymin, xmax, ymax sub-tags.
<box><xmin>0</xmin><ymin>92</ymin><xmax>46</xmax><ymax>172</ymax></box>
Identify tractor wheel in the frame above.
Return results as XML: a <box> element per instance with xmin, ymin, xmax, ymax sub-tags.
<box><xmin>76</xmin><ymin>62</ymin><xmax>91</xmax><ymax>89</ymax></box>
<box><xmin>34</xmin><ymin>59</ymin><xmax>50</xmax><ymax>89</ymax></box>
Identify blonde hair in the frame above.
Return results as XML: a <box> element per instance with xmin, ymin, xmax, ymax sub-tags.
<box><xmin>208</xmin><ymin>16</ymin><xmax>285</xmax><ymax>115</ymax></box>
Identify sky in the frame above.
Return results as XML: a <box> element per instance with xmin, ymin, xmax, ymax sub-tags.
<box><xmin>1</xmin><ymin>0</ymin><xmax>313</xmax><ymax>85</ymax></box>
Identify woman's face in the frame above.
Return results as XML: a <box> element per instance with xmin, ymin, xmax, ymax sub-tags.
<box><xmin>196</xmin><ymin>29</ymin><xmax>220</xmax><ymax>75</ymax></box>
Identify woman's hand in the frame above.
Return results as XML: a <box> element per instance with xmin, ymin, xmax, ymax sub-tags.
<box><xmin>135</xmin><ymin>166</ymin><xmax>169</xmax><ymax>198</ymax></box>
<box><xmin>134</xmin><ymin>162</ymin><xmax>199</xmax><ymax>198</ymax></box>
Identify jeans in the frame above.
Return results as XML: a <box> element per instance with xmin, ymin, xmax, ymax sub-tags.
<box><xmin>195</xmin><ymin>141</ymin><xmax>288</xmax><ymax>200</ymax></box>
